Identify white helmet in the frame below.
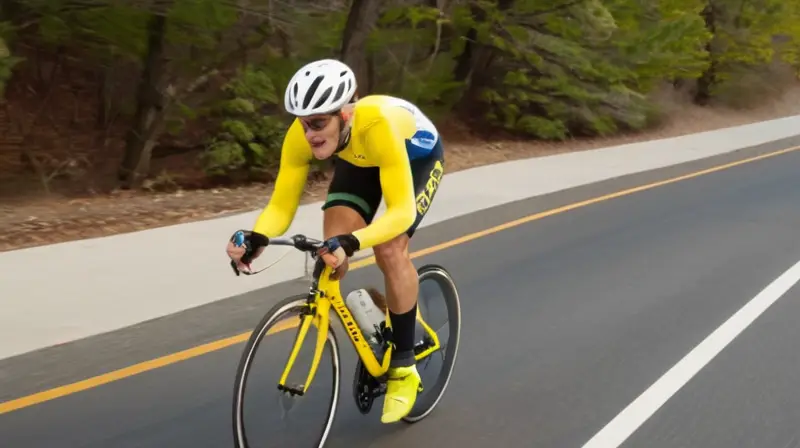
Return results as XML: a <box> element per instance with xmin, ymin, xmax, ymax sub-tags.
<box><xmin>284</xmin><ymin>59</ymin><xmax>358</xmax><ymax>116</ymax></box>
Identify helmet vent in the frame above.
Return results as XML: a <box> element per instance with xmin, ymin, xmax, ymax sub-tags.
<box><xmin>314</xmin><ymin>86</ymin><xmax>334</xmax><ymax>110</ymax></box>
<box><xmin>332</xmin><ymin>82</ymin><xmax>345</xmax><ymax>103</ymax></box>
<box><xmin>303</xmin><ymin>75</ymin><xmax>324</xmax><ymax>109</ymax></box>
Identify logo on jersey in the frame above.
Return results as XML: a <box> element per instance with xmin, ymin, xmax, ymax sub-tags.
<box><xmin>416</xmin><ymin>160</ymin><xmax>444</xmax><ymax>215</ymax></box>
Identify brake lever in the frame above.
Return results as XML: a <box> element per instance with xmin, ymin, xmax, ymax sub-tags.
<box><xmin>230</xmin><ymin>257</ymin><xmax>264</xmax><ymax>276</ymax></box>
<box><xmin>229</xmin><ymin>234</ymin><xmax>304</xmax><ymax>278</ymax></box>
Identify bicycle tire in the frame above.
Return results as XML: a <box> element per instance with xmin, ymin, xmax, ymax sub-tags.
<box><xmin>232</xmin><ymin>295</ymin><xmax>341</xmax><ymax>448</ymax></box>
<box><xmin>403</xmin><ymin>264</ymin><xmax>462</xmax><ymax>423</ymax></box>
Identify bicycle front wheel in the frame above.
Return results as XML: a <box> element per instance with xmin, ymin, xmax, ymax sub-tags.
<box><xmin>404</xmin><ymin>263</ymin><xmax>462</xmax><ymax>423</ymax></box>
<box><xmin>232</xmin><ymin>295</ymin><xmax>341</xmax><ymax>448</ymax></box>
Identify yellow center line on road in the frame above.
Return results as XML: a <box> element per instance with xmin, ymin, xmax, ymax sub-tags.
<box><xmin>2</xmin><ymin>143</ymin><xmax>799</xmax><ymax>415</ymax></box>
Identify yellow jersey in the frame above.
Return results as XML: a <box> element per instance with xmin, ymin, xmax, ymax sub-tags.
<box><xmin>252</xmin><ymin>95</ymin><xmax>440</xmax><ymax>250</ymax></box>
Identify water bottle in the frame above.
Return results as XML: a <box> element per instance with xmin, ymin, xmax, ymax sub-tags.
<box><xmin>345</xmin><ymin>288</ymin><xmax>386</xmax><ymax>349</ymax></box>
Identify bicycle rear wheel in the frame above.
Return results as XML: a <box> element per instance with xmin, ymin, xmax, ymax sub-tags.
<box><xmin>403</xmin><ymin>264</ymin><xmax>462</xmax><ymax>423</ymax></box>
<box><xmin>232</xmin><ymin>295</ymin><xmax>340</xmax><ymax>448</ymax></box>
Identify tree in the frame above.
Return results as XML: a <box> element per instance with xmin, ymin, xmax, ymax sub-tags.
<box><xmin>115</xmin><ymin>0</ymin><xmax>274</xmax><ymax>188</ymax></box>
<box><xmin>340</xmin><ymin>0</ymin><xmax>382</xmax><ymax>94</ymax></box>
<box><xmin>450</xmin><ymin>0</ymin><xmax>710</xmax><ymax>138</ymax></box>
<box><xmin>694</xmin><ymin>0</ymin><xmax>800</xmax><ymax>104</ymax></box>
<box><xmin>118</xmin><ymin>5</ymin><xmax>170</xmax><ymax>187</ymax></box>
<box><xmin>1</xmin><ymin>0</ymin><xmax>800</xmax><ymax>193</ymax></box>
<box><xmin>0</xmin><ymin>31</ymin><xmax>19</xmax><ymax>98</ymax></box>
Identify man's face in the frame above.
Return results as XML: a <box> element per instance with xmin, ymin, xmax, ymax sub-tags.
<box><xmin>299</xmin><ymin>114</ymin><xmax>341</xmax><ymax>160</ymax></box>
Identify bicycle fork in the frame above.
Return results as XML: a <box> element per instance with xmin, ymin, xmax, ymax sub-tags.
<box><xmin>277</xmin><ymin>299</ymin><xmax>331</xmax><ymax>396</ymax></box>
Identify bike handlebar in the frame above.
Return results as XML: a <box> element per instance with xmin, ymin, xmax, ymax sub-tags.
<box><xmin>230</xmin><ymin>233</ymin><xmax>326</xmax><ymax>276</ymax></box>
<box><xmin>266</xmin><ymin>234</ymin><xmax>324</xmax><ymax>253</ymax></box>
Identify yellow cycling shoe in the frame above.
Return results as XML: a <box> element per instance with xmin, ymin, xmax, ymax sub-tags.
<box><xmin>381</xmin><ymin>365</ymin><xmax>422</xmax><ymax>424</ymax></box>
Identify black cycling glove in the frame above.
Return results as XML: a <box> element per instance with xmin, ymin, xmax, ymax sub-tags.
<box><xmin>230</xmin><ymin>229</ymin><xmax>269</xmax><ymax>264</ymax></box>
<box><xmin>319</xmin><ymin>234</ymin><xmax>360</xmax><ymax>266</ymax></box>
<box><xmin>327</xmin><ymin>234</ymin><xmax>360</xmax><ymax>257</ymax></box>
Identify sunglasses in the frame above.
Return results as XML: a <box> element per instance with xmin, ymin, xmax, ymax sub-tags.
<box><xmin>300</xmin><ymin>115</ymin><xmax>334</xmax><ymax>131</ymax></box>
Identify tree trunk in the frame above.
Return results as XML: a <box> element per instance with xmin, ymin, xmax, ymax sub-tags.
<box><xmin>453</xmin><ymin>0</ymin><xmax>514</xmax><ymax>85</ymax></box>
<box><xmin>118</xmin><ymin>11</ymin><xmax>169</xmax><ymax>188</ymax></box>
<box><xmin>454</xmin><ymin>0</ymin><xmax>514</xmax><ymax>103</ymax></box>
<box><xmin>340</xmin><ymin>0</ymin><xmax>381</xmax><ymax>95</ymax></box>
<box><xmin>453</xmin><ymin>26</ymin><xmax>477</xmax><ymax>83</ymax></box>
<box><xmin>0</xmin><ymin>36</ymin><xmax>10</xmax><ymax>98</ymax></box>
<box><xmin>695</xmin><ymin>2</ymin><xmax>717</xmax><ymax>105</ymax></box>
<box><xmin>96</xmin><ymin>61</ymin><xmax>115</xmax><ymax>129</ymax></box>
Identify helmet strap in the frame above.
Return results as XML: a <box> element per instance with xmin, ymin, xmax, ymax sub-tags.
<box><xmin>334</xmin><ymin>110</ymin><xmax>352</xmax><ymax>154</ymax></box>
<box><xmin>335</xmin><ymin>127</ymin><xmax>351</xmax><ymax>154</ymax></box>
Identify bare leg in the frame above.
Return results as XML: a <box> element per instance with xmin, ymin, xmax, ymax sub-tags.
<box><xmin>374</xmin><ymin>234</ymin><xmax>418</xmax><ymax>367</ymax></box>
<box><xmin>374</xmin><ymin>234</ymin><xmax>417</xmax><ymax>314</ymax></box>
<box><xmin>323</xmin><ymin>205</ymin><xmax>366</xmax><ymax>239</ymax></box>
<box><xmin>374</xmin><ymin>232</ymin><xmax>421</xmax><ymax>424</ymax></box>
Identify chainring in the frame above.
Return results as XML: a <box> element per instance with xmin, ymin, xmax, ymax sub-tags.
<box><xmin>352</xmin><ymin>359</ymin><xmax>386</xmax><ymax>414</ymax></box>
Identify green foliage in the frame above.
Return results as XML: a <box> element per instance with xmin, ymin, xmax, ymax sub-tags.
<box><xmin>0</xmin><ymin>23</ymin><xmax>22</xmax><ymax>99</ymax></box>
<box><xmin>292</xmin><ymin>8</ymin><xmax>349</xmax><ymax>59</ymax></box>
<box><xmin>460</xmin><ymin>0</ymin><xmax>715</xmax><ymax>138</ymax></box>
<box><xmin>5</xmin><ymin>0</ymin><xmax>800</xmax><ymax>187</ymax></box>
<box><xmin>200</xmin><ymin>65</ymin><xmax>286</xmax><ymax>177</ymax></box>
<box><xmin>33</xmin><ymin>3</ymin><xmax>149</xmax><ymax>58</ymax></box>
<box><xmin>698</xmin><ymin>0</ymin><xmax>800</xmax><ymax>101</ymax></box>
<box><xmin>603</xmin><ymin>0</ymin><xmax>711</xmax><ymax>90</ymax></box>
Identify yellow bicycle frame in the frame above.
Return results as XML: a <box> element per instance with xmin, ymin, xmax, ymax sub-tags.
<box><xmin>277</xmin><ymin>263</ymin><xmax>441</xmax><ymax>393</ymax></box>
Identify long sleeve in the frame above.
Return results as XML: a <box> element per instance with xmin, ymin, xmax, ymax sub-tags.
<box><xmin>252</xmin><ymin>119</ymin><xmax>311</xmax><ymax>237</ymax></box>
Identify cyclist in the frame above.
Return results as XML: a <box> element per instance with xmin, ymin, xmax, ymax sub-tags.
<box><xmin>225</xmin><ymin>58</ymin><xmax>445</xmax><ymax>423</ymax></box>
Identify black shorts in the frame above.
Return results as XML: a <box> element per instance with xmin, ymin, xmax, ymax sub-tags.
<box><xmin>321</xmin><ymin>139</ymin><xmax>445</xmax><ymax>239</ymax></box>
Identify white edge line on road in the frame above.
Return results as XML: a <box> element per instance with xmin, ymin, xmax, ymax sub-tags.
<box><xmin>581</xmin><ymin>258</ymin><xmax>800</xmax><ymax>448</ymax></box>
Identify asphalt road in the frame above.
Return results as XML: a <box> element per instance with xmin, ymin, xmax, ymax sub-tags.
<box><xmin>3</xmin><ymin>138</ymin><xmax>800</xmax><ymax>448</ymax></box>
